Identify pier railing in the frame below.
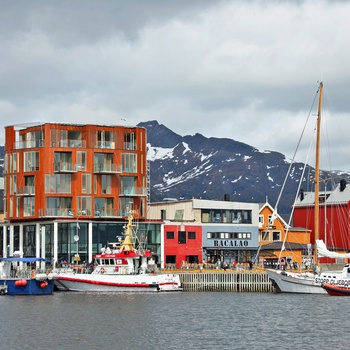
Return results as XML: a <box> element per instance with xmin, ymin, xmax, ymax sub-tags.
<box><xmin>175</xmin><ymin>271</ymin><xmax>274</xmax><ymax>292</ymax></box>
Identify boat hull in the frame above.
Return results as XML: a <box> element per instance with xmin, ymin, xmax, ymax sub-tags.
<box><xmin>55</xmin><ymin>273</ymin><xmax>182</xmax><ymax>292</ymax></box>
<box><xmin>322</xmin><ymin>283</ymin><xmax>350</xmax><ymax>296</ymax></box>
<box><xmin>0</xmin><ymin>279</ymin><xmax>55</xmax><ymax>295</ymax></box>
<box><xmin>266</xmin><ymin>269</ymin><xmax>326</xmax><ymax>294</ymax></box>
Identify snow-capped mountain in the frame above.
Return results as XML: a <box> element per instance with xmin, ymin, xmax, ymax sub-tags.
<box><xmin>139</xmin><ymin>121</ymin><xmax>350</xmax><ymax>213</ymax></box>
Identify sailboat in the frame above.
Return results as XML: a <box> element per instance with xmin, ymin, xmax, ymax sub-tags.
<box><xmin>266</xmin><ymin>82</ymin><xmax>350</xmax><ymax>294</ymax></box>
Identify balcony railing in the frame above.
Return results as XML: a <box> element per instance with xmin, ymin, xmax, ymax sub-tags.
<box><xmin>119</xmin><ymin>187</ymin><xmax>147</xmax><ymax>196</ymax></box>
<box><xmin>14</xmin><ymin>139</ymin><xmax>45</xmax><ymax>149</ymax></box>
<box><xmin>15</xmin><ymin>186</ymin><xmax>35</xmax><ymax>196</ymax></box>
<box><xmin>51</xmin><ymin>139</ymin><xmax>86</xmax><ymax>148</ymax></box>
<box><xmin>39</xmin><ymin>208</ymin><xmax>74</xmax><ymax>218</ymax></box>
<box><xmin>97</xmin><ymin>141</ymin><xmax>115</xmax><ymax>149</ymax></box>
<box><xmin>93</xmin><ymin>208</ymin><xmax>123</xmax><ymax>218</ymax></box>
<box><xmin>54</xmin><ymin>162</ymin><xmax>78</xmax><ymax>173</ymax></box>
<box><xmin>93</xmin><ymin>163</ymin><xmax>122</xmax><ymax>173</ymax></box>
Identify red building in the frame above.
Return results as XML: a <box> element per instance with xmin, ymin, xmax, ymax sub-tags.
<box><xmin>163</xmin><ymin>223</ymin><xmax>203</xmax><ymax>268</ymax></box>
<box><xmin>293</xmin><ymin>181</ymin><xmax>350</xmax><ymax>259</ymax></box>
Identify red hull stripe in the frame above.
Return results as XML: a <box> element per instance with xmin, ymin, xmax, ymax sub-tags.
<box><xmin>59</xmin><ymin>276</ymin><xmax>156</xmax><ymax>288</ymax></box>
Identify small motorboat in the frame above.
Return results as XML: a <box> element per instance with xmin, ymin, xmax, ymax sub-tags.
<box><xmin>0</xmin><ymin>252</ymin><xmax>58</xmax><ymax>295</ymax></box>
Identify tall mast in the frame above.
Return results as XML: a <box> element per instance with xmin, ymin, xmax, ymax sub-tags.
<box><xmin>314</xmin><ymin>82</ymin><xmax>323</xmax><ymax>267</ymax></box>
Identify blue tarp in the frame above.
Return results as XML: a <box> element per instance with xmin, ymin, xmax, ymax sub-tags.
<box><xmin>0</xmin><ymin>257</ymin><xmax>46</xmax><ymax>263</ymax></box>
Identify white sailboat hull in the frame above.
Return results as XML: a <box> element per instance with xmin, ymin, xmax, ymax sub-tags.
<box><xmin>55</xmin><ymin>272</ymin><xmax>182</xmax><ymax>292</ymax></box>
<box><xmin>266</xmin><ymin>269</ymin><xmax>327</xmax><ymax>294</ymax></box>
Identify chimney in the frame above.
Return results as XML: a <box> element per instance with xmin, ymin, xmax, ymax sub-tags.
<box><xmin>340</xmin><ymin>179</ymin><xmax>347</xmax><ymax>192</ymax></box>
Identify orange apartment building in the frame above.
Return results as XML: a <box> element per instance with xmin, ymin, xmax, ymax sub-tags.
<box><xmin>2</xmin><ymin>122</ymin><xmax>149</xmax><ymax>265</ymax></box>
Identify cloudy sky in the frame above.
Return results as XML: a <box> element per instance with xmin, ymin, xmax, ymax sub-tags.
<box><xmin>1</xmin><ymin>0</ymin><xmax>350</xmax><ymax>170</ymax></box>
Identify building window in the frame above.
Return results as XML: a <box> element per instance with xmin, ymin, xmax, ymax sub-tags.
<box><xmin>94</xmin><ymin>153</ymin><xmax>114</xmax><ymax>172</ymax></box>
<box><xmin>124</xmin><ymin>132</ymin><xmax>136</xmax><ymax>150</ymax></box>
<box><xmin>166</xmin><ymin>231</ymin><xmax>174</xmax><ymax>239</ymax></box>
<box><xmin>122</xmin><ymin>153</ymin><xmax>137</xmax><ymax>173</ymax></box>
<box><xmin>10</xmin><ymin>175</ymin><xmax>17</xmax><ymax>195</ymax></box>
<box><xmin>178</xmin><ymin>231</ymin><xmax>186</xmax><ymax>244</ymax></box>
<box><xmin>45</xmin><ymin>174</ymin><xmax>71</xmax><ymax>194</ymax></box>
<box><xmin>120</xmin><ymin>176</ymin><xmax>137</xmax><ymax>195</ymax></box>
<box><xmin>24</xmin><ymin>197</ymin><xmax>35</xmax><ymax>217</ymax></box>
<box><xmin>77</xmin><ymin>151</ymin><xmax>86</xmax><ymax>171</ymax></box>
<box><xmin>188</xmin><ymin>231</ymin><xmax>196</xmax><ymax>239</ymax></box>
<box><xmin>166</xmin><ymin>255</ymin><xmax>176</xmax><ymax>264</ymax></box>
<box><xmin>94</xmin><ymin>197</ymin><xmax>114</xmax><ymax>217</ymax></box>
<box><xmin>272</xmin><ymin>231</ymin><xmax>281</xmax><ymax>241</ymax></box>
<box><xmin>16</xmin><ymin>197</ymin><xmax>20</xmax><ymax>217</ymax></box>
<box><xmin>261</xmin><ymin>231</ymin><xmax>270</xmax><ymax>242</ymax></box>
<box><xmin>82</xmin><ymin>174</ymin><xmax>91</xmax><ymax>194</ymax></box>
<box><xmin>24</xmin><ymin>151</ymin><xmax>39</xmax><ymax>172</ymax></box>
<box><xmin>97</xmin><ymin>130</ymin><xmax>115</xmax><ymax>149</ymax></box>
<box><xmin>45</xmin><ymin>197</ymin><xmax>72</xmax><ymax>216</ymax></box>
<box><xmin>9</xmin><ymin>153</ymin><xmax>18</xmax><ymax>173</ymax></box>
<box><xmin>259</xmin><ymin>215</ymin><xmax>264</xmax><ymax>225</ymax></box>
<box><xmin>101</xmin><ymin>175</ymin><xmax>111</xmax><ymax>194</ymax></box>
<box><xmin>161</xmin><ymin>210</ymin><xmax>166</xmax><ymax>220</ymax></box>
<box><xmin>54</xmin><ymin>152</ymin><xmax>73</xmax><ymax>172</ymax></box>
<box><xmin>77</xmin><ymin>196</ymin><xmax>92</xmax><ymax>216</ymax></box>
<box><xmin>174</xmin><ymin>210</ymin><xmax>184</xmax><ymax>221</ymax></box>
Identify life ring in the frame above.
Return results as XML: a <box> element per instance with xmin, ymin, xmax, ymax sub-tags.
<box><xmin>115</xmin><ymin>266</ymin><xmax>119</xmax><ymax>272</ymax></box>
<box><xmin>31</xmin><ymin>270</ymin><xmax>36</xmax><ymax>279</ymax></box>
<box><xmin>100</xmin><ymin>268</ymin><xmax>105</xmax><ymax>274</ymax></box>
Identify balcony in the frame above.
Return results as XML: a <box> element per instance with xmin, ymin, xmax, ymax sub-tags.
<box><xmin>54</xmin><ymin>162</ymin><xmax>77</xmax><ymax>173</ymax></box>
<box><xmin>52</xmin><ymin>139</ymin><xmax>86</xmax><ymax>148</ymax></box>
<box><xmin>15</xmin><ymin>139</ymin><xmax>45</xmax><ymax>149</ymax></box>
<box><xmin>119</xmin><ymin>187</ymin><xmax>147</xmax><ymax>196</ymax></box>
<box><xmin>97</xmin><ymin>141</ymin><xmax>115</xmax><ymax>149</ymax></box>
<box><xmin>93</xmin><ymin>208</ymin><xmax>123</xmax><ymax>218</ymax></box>
<box><xmin>93</xmin><ymin>163</ymin><xmax>122</xmax><ymax>174</ymax></box>
<box><xmin>15</xmin><ymin>186</ymin><xmax>35</xmax><ymax>196</ymax></box>
<box><xmin>38</xmin><ymin>208</ymin><xmax>75</xmax><ymax>218</ymax></box>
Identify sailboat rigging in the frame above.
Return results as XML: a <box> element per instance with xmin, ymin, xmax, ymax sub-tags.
<box><xmin>266</xmin><ymin>82</ymin><xmax>350</xmax><ymax>294</ymax></box>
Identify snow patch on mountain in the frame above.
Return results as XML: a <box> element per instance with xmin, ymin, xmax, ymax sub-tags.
<box><xmin>148</xmin><ymin>144</ymin><xmax>175</xmax><ymax>161</ymax></box>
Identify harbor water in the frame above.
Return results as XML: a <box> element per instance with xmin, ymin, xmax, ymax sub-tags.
<box><xmin>1</xmin><ymin>291</ymin><xmax>350</xmax><ymax>350</ymax></box>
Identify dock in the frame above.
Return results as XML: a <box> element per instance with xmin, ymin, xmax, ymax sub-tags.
<box><xmin>164</xmin><ymin>268</ymin><xmax>274</xmax><ymax>292</ymax></box>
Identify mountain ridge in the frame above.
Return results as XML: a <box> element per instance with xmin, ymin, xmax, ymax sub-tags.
<box><xmin>139</xmin><ymin>120</ymin><xmax>350</xmax><ymax>213</ymax></box>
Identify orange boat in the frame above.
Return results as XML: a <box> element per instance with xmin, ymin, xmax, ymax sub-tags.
<box><xmin>322</xmin><ymin>283</ymin><xmax>350</xmax><ymax>296</ymax></box>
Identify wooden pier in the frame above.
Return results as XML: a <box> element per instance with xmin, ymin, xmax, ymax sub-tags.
<box><xmin>176</xmin><ymin>270</ymin><xmax>274</xmax><ymax>292</ymax></box>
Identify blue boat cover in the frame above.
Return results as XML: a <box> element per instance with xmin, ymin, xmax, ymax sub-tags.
<box><xmin>0</xmin><ymin>257</ymin><xmax>46</xmax><ymax>262</ymax></box>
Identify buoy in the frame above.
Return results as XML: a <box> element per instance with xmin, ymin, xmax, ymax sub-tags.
<box><xmin>21</xmin><ymin>279</ymin><xmax>28</xmax><ymax>286</ymax></box>
<box><xmin>40</xmin><ymin>282</ymin><xmax>47</xmax><ymax>288</ymax></box>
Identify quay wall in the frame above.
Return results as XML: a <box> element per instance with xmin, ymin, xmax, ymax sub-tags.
<box><xmin>177</xmin><ymin>271</ymin><xmax>274</xmax><ymax>292</ymax></box>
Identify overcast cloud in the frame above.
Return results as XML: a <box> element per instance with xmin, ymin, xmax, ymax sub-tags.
<box><xmin>1</xmin><ymin>0</ymin><xmax>350</xmax><ymax>170</ymax></box>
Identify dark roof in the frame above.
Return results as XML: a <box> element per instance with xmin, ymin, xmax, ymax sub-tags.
<box><xmin>260</xmin><ymin>241</ymin><xmax>309</xmax><ymax>251</ymax></box>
